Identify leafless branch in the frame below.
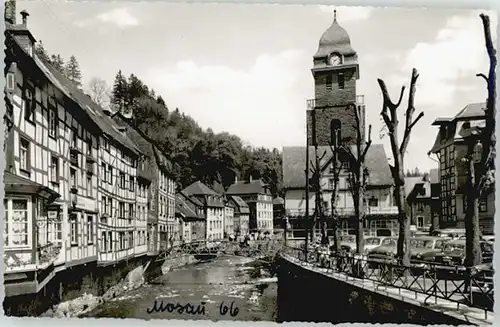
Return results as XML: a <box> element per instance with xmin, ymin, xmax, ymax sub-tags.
<box><xmin>361</xmin><ymin>124</ymin><xmax>372</xmax><ymax>161</ymax></box>
<box><xmin>476</xmin><ymin>73</ymin><xmax>489</xmax><ymax>83</ymax></box>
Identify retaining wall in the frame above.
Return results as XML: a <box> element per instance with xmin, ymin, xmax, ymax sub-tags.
<box><xmin>277</xmin><ymin>255</ymin><xmax>482</xmax><ymax>325</ymax></box>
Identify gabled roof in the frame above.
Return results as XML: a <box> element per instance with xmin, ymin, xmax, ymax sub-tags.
<box><xmin>404</xmin><ymin>176</ymin><xmax>424</xmax><ymax>198</ymax></box>
<box><xmin>227</xmin><ymin>179</ymin><xmax>269</xmax><ymax>195</ymax></box>
<box><xmin>230</xmin><ymin>195</ymin><xmax>250</xmax><ymax>214</ymax></box>
<box><xmin>175</xmin><ymin>192</ymin><xmax>204</xmax><ymax>221</ymax></box>
<box><xmin>455</xmin><ymin>102</ymin><xmax>486</xmax><ymax>120</ymax></box>
<box><xmin>34</xmin><ymin>55</ymin><xmax>141</xmax><ymax>156</ymax></box>
<box><xmin>429</xmin><ymin>102</ymin><xmax>486</xmax><ymax>154</ymax></box>
<box><xmin>282</xmin><ymin>144</ymin><xmax>393</xmax><ymax>189</ymax></box>
<box><xmin>212</xmin><ymin>181</ymin><xmax>225</xmax><ymax>195</ymax></box>
<box><xmin>183</xmin><ymin>181</ymin><xmax>217</xmax><ymax>196</ymax></box>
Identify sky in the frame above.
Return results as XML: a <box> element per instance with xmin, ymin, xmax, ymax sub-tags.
<box><xmin>17</xmin><ymin>1</ymin><xmax>497</xmax><ymax>172</ymax></box>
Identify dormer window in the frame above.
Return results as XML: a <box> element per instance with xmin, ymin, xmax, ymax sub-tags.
<box><xmin>6</xmin><ymin>73</ymin><xmax>15</xmax><ymax>91</ymax></box>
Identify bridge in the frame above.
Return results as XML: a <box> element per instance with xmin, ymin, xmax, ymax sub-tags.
<box><xmin>154</xmin><ymin>239</ymin><xmax>285</xmax><ymax>263</ymax></box>
<box><xmin>278</xmin><ymin>246</ymin><xmax>494</xmax><ymax>325</ymax></box>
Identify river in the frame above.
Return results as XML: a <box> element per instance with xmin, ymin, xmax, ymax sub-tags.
<box><xmin>83</xmin><ymin>255</ymin><xmax>278</xmax><ymax>321</ymax></box>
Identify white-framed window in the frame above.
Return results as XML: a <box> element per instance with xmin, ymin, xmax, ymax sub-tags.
<box><xmin>86</xmin><ymin>174</ymin><xmax>92</xmax><ymax>197</ymax></box>
<box><xmin>101</xmin><ymin>231</ymin><xmax>107</xmax><ymax>252</ymax></box>
<box><xmin>108</xmin><ymin>198</ymin><xmax>113</xmax><ymax>216</ymax></box>
<box><xmin>70</xmin><ymin>168</ymin><xmax>77</xmax><ymax>189</ymax></box>
<box><xmin>70</xmin><ymin>213</ymin><xmax>78</xmax><ymax>245</ymax></box>
<box><xmin>87</xmin><ymin>215</ymin><xmax>94</xmax><ymax>245</ymax></box>
<box><xmin>48</xmin><ymin>107</ymin><xmax>57</xmax><ymax>138</ymax></box>
<box><xmin>50</xmin><ymin>155</ymin><xmax>59</xmax><ymax>183</ymax></box>
<box><xmin>6</xmin><ymin>72</ymin><xmax>15</xmax><ymax>91</ymax></box>
<box><xmin>107</xmin><ymin>231</ymin><xmax>113</xmax><ymax>252</ymax></box>
<box><xmin>4</xmin><ymin>198</ymin><xmax>31</xmax><ymax>248</ymax></box>
<box><xmin>101</xmin><ymin>163</ymin><xmax>107</xmax><ymax>183</ymax></box>
<box><xmin>19</xmin><ymin>138</ymin><xmax>30</xmax><ymax>172</ymax></box>
<box><xmin>417</xmin><ymin>216</ymin><xmax>424</xmax><ymax>228</ymax></box>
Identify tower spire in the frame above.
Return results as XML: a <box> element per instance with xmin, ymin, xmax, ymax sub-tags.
<box><xmin>334</xmin><ymin>9</ymin><xmax>337</xmax><ymax>22</ymax></box>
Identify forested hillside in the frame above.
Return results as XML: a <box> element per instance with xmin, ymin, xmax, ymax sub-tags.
<box><xmin>111</xmin><ymin>71</ymin><xmax>283</xmax><ymax>194</ymax></box>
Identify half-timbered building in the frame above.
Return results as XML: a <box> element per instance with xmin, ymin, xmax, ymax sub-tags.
<box><xmin>3</xmin><ymin>10</ymin><xmax>100</xmax><ymax>296</ymax></box>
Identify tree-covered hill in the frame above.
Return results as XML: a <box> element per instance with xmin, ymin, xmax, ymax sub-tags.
<box><xmin>111</xmin><ymin>71</ymin><xmax>283</xmax><ymax>195</ymax></box>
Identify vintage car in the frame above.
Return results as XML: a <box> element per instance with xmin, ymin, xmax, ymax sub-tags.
<box><xmin>368</xmin><ymin>236</ymin><xmax>445</xmax><ymax>264</ymax></box>
<box><xmin>366</xmin><ymin>237</ymin><xmax>398</xmax><ymax>261</ymax></box>
<box><xmin>430</xmin><ymin>228</ymin><xmax>466</xmax><ymax>240</ymax></box>
<box><xmin>364</xmin><ymin>236</ymin><xmax>393</xmax><ymax>253</ymax></box>
<box><xmin>409</xmin><ymin>236</ymin><xmax>447</xmax><ymax>263</ymax></box>
<box><xmin>431</xmin><ymin>239</ymin><xmax>494</xmax><ymax>266</ymax></box>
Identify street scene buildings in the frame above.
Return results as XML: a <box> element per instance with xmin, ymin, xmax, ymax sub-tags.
<box><xmin>2</xmin><ymin>1</ymin><xmax>496</xmax><ymax>324</ymax></box>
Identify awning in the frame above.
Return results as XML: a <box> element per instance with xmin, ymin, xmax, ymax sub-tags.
<box><xmin>4</xmin><ymin>170</ymin><xmax>60</xmax><ymax>202</ymax></box>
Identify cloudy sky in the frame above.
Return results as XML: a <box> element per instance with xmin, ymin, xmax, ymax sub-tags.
<box><xmin>17</xmin><ymin>1</ymin><xmax>497</xmax><ymax>172</ymax></box>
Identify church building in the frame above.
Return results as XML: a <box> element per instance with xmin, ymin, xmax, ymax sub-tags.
<box><xmin>282</xmin><ymin>11</ymin><xmax>399</xmax><ymax>238</ymax></box>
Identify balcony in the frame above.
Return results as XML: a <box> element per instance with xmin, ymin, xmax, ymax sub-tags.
<box><xmin>306</xmin><ymin>95</ymin><xmax>365</xmax><ymax>110</ymax></box>
<box><xmin>366</xmin><ymin>206</ymin><xmax>399</xmax><ymax>215</ymax></box>
<box><xmin>37</xmin><ymin>242</ymin><xmax>62</xmax><ymax>266</ymax></box>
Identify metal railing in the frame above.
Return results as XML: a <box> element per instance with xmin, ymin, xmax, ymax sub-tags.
<box><xmin>306</xmin><ymin>95</ymin><xmax>365</xmax><ymax>110</ymax></box>
<box><xmin>281</xmin><ymin>246</ymin><xmax>494</xmax><ymax>318</ymax></box>
<box><xmin>286</xmin><ymin>206</ymin><xmax>399</xmax><ymax>217</ymax></box>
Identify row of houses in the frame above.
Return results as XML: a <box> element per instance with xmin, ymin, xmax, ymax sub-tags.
<box><xmin>3</xmin><ymin>8</ymin><xmax>275</xmax><ymax>300</ymax></box>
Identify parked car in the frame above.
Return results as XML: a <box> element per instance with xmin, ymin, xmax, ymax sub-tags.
<box><xmin>432</xmin><ymin>239</ymin><xmax>494</xmax><ymax>266</ymax></box>
<box><xmin>366</xmin><ymin>237</ymin><xmax>398</xmax><ymax>262</ymax></box>
<box><xmin>410</xmin><ymin>236</ymin><xmax>447</xmax><ymax>264</ymax></box>
<box><xmin>430</xmin><ymin>228</ymin><xmax>465</xmax><ymax>240</ymax></box>
<box><xmin>364</xmin><ymin>236</ymin><xmax>393</xmax><ymax>253</ymax></box>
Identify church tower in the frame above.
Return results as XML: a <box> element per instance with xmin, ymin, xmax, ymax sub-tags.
<box><xmin>307</xmin><ymin>10</ymin><xmax>365</xmax><ymax>147</ymax></box>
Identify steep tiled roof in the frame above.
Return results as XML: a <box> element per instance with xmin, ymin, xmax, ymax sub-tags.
<box><xmin>34</xmin><ymin>55</ymin><xmax>141</xmax><ymax>155</ymax></box>
<box><xmin>227</xmin><ymin>179</ymin><xmax>269</xmax><ymax>195</ymax></box>
<box><xmin>455</xmin><ymin>102</ymin><xmax>486</xmax><ymax>120</ymax></box>
<box><xmin>183</xmin><ymin>181</ymin><xmax>217</xmax><ymax>196</ymax></box>
<box><xmin>175</xmin><ymin>193</ymin><xmax>203</xmax><ymax>220</ymax></box>
<box><xmin>282</xmin><ymin>144</ymin><xmax>393</xmax><ymax>189</ymax></box>
<box><xmin>212</xmin><ymin>181</ymin><xmax>225</xmax><ymax>195</ymax></box>
<box><xmin>230</xmin><ymin>195</ymin><xmax>250</xmax><ymax>214</ymax></box>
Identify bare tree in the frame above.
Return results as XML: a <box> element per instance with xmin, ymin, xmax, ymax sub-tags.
<box><xmin>88</xmin><ymin>77</ymin><xmax>111</xmax><ymax>108</ymax></box>
<box><xmin>328</xmin><ymin>131</ymin><xmax>344</xmax><ymax>252</ymax></box>
<box><xmin>308</xmin><ymin>145</ymin><xmax>327</xmax><ymax>245</ymax></box>
<box><xmin>339</xmin><ymin>103</ymin><xmax>372</xmax><ymax>254</ymax></box>
<box><xmin>378</xmin><ymin>68</ymin><xmax>424</xmax><ymax>266</ymax></box>
<box><xmin>462</xmin><ymin>13</ymin><xmax>497</xmax><ymax>267</ymax></box>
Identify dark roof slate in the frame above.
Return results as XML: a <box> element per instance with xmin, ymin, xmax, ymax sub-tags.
<box><xmin>183</xmin><ymin>181</ymin><xmax>217</xmax><ymax>196</ymax></box>
<box><xmin>282</xmin><ymin>144</ymin><xmax>393</xmax><ymax>189</ymax></box>
<box><xmin>34</xmin><ymin>55</ymin><xmax>141</xmax><ymax>155</ymax></box>
<box><xmin>227</xmin><ymin>179</ymin><xmax>269</xmax><ymax>195</ymax></box>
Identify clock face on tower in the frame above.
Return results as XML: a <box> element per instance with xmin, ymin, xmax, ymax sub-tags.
<box><xmin>329</xmin><ymin>54</ymin><xmax>342</xmax><ymax>66</ymax></box>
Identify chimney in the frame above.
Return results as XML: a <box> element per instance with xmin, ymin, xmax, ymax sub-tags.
<box><xmin>20</xmin><ymin>9</ymin><xmax>28</xmax><ymax>27</ymax></box>
<box><xmin>9</xmin><ymin>10</ymin><xmax>36</xmax><ymax>57</ymax></box>
<box><xmin>4</xmin><ymin>0</ymin><xmax>16</xmax><ymax>25</ymax></box>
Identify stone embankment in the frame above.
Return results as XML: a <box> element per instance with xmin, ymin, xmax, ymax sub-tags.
<box><xmin>42</xmin><ymin>262</ymin><xmax>151</xmax><ymax>318</ymax></box>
